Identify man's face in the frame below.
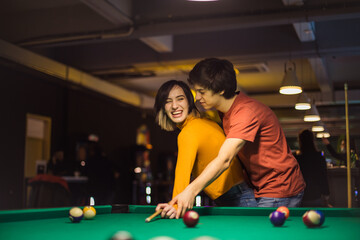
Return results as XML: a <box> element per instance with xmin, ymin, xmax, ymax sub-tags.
<box><xmin>193</xmin><ymin>84</ymin><xmax>223</xmax><ymax>110</ymax></box>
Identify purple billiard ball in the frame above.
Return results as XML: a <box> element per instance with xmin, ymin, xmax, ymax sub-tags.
<box><xmin>69</xmin><ymin>207</ymin><xmax>83</xmax><ymax>223</ymax></box>
<box><xmin>269</xmin><ymin>211</ymin><xmax>286</xmax><ymax>227</ymax></box>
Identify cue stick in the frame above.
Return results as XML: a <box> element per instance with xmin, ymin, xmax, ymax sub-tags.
<box><xmin>345</xmin><ymin>83</ymin><xmax>352</xmax><ymax>208</ymax></box>
<box><xmin>145</xmin><ymin>209</ymin><xmax>163</xmax><ymax>223</ymax></box>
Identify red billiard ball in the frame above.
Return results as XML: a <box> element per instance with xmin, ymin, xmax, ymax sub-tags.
<box><xmin>183</xmin><ymin>210</ymin><xmax>199</xmax><ymax>227</ymax></box>
<box><xmin>276</xmin><ymin>206</ymin><xmax>290</xmax><ymax>219</ymax></box>
<box><xmin>269</xmin><ymin>211</ymin><xmax>285</xmax><ymax>227</ymax></box>
<box><xmin>302</xmin><ymin>210</ymin><xmax>322</xmax><ymax>227</ymax></box>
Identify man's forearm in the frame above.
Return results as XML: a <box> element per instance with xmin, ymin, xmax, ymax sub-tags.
<box><xmin>185</xmin><ymin>155</ymin><xmax>231</xmax><ymax>197</ymax></box>
<box><xmin>186</xmin><ymin>138</ymin><xmax>246</xmax><ymax>196</ymax></box>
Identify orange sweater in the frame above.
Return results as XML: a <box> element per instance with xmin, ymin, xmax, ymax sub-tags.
<box><xmin>172</xmin><ymin>115</ymin><xmax>244</xmax><ymax>200</ymax></box>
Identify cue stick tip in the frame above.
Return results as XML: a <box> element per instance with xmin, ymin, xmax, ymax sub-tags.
<box><xmin>145</xmin><ymin>209</ymin><xmax>162</xmax><ymax>223</ymax></box>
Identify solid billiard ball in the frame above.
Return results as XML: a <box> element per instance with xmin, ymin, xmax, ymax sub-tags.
<box><xmin>269</xmin><ymin>211</ymin><xmax>286</xmax><ymax>226</ymax></box>
<box><xmin>183</xmin><ymin>210</ymin><xmax>199</xmax><ymax>227</ymax></box>
<box><xmin>69</xmin><ymin>207</ymin><xmax>83</xmax><ymax>223</ymax></box>
<box><xmin>111</xmin><ymin>231</ymin><xmax>133</xmax><ymax>240</ymax></box>
<box><xmin>302</xmin><ymin>210</ymin><xmax>321</xmax><ymax>227</ymax></box>
<box><xmin>83</xmin><ymin>206</ymin><xmax>96</xmax><ymax>220</ymax></box>
<box><xmin>276</xmin><ymin>206</ymin><xmax>290</xmax><ymax>219</ymax></box>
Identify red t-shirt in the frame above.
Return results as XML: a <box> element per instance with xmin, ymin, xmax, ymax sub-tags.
<box><xmin>222</xmin><ymin>92</ymin><xmax>305</xmax><ymax>198</ymax></box>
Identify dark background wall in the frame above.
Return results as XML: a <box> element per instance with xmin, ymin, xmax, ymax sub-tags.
<box><xmin>0</xmin><ymin>63</ymin><xmax>177</xmax><ymax>210</ymax></box>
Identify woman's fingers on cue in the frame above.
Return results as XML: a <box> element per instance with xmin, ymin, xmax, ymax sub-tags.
<box><xmin>155</xmin><ymin>203</ymin><xmax>167</xmax><ymax>211</ymax></box>
<box><xmin>162</xmin><ymin>204</ymin><xmax>173</xmax><ymax>218</ymax></box>
<box><xmin>165</xmin><ymin>207</ymin><xmax>176</xmax><ymax>219</ymax></box>
<box><xmin>176</xmin><ymin>203</ymin><xmax>183</xmax><ymax>219</ymax></box>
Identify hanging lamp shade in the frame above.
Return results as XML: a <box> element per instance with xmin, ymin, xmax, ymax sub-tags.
<box><xmin>295</xmin><ymin>92</ymin><xmax>311</xmax><ymax>110</ymax></box>
<box><xmin>316</xmin><ymin>129</ymin><xmax>330</xmax><ymax>138</ymax></box>
<box><xmin>312</xmin><ymin>121</ymin><xmax>325</xmax><ymax>132</ymax></box>
<box><xmin>279</xmin><ymin>61</ymin><xmax>302</xmax><ymax>95</ymax></box>
<box><xmin>304</xmin><ymin>104</ymin><xmax>320</xmax><ymax>122</ymax></box>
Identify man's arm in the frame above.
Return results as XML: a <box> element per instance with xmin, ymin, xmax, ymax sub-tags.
<box><xmin>170</xmin><ymin>138</ymin><xmax>246</xmax><ymax>218</ymax></box>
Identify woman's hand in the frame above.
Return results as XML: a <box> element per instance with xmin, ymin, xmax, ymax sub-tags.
<box><xmin>169</xmin><ymin>188</ymin><xmax>196</xmax><ymax>219</ymax></box>
<box><xmin>155</xmin><ymin>203</ymin><xmax>177</xmax><ymax>219</ymax></box>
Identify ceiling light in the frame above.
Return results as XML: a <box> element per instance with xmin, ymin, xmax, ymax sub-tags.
<box><xmin>295</xmin><ymin>92</ymin><xmax>311</xmax><ymax>110</ymax></box>
<box><xmin>312</xmin><ymin>125</ymin><xmax>324</xmax><ymax>132</ymax></box>
<box><xmin>312</xmin><ymin>121</ymin><xmax>325</xmax><ymax>132</ymax></box>
<box><xmin>304</xmin><ymin>104</ymin><xmax>320</xmax><ymax>122</ymax></box>
<box><xmin>279</xmin><ymin>61</ymin><xmax>302</xmax><ymax>95</ymax></box>
<box><xmin>316</xmin><ymin>132</ymin><xmax>330</xmax><ymax>138</ymax></box>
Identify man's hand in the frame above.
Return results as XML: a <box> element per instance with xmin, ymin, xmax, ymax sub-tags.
<box><xmin>169</xmin><ymin>188</ymin><xmax>196</xmax><ymax>219</ymax></box>
<box><xmin>155</xmin><ymin>203</ymin><xmax>177</xmax><ymax>219</ymax></box>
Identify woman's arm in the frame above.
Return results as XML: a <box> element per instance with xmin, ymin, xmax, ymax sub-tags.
<box><xmin>156</xmin><ymin>130</ymin><xmax>198</xmax><ymax>218</ymax></box>
<box><xmin>170</xmin><ymin>138</ymin><xmax>246</xmax><ymax>218</ymax></box>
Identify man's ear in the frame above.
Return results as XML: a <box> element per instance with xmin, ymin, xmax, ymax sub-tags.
<box><xmin>220</xmin><ymin>90</ymin><xmax>225</xmax><ymax>96</ymax></box>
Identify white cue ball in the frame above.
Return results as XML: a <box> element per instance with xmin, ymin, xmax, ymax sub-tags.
<box><xmin>111</xmin><ymin>231</ymin><xmax>133</xmax><ymax>240</ymax></box>
<box><xmin>192</xmin><ymin>236</ymin><xmax>220</xmax><ymax>240</ymax></box>
<box><xmin>149</xmin><ymin>237</ymin><xmax>177</xmax><ymax>240</ymax></box>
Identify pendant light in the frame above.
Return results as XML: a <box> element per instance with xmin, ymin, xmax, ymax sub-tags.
<box><xmin>295</xmin><ymin>92</ymin><xmax>311</xmax><ymax>110</ymax></box>
<box><xmin>316</xmin><ymin>130</ymin><xmax>330</xmax><ymax>138</ymax></box>
<box><xmin>304</xmin><ymin>103</ymin><xmax>320</xmax><ymax>122</ymax></box>
<box><xmin>279</xmin><ymin>61</ymin><xmax>302</xmax><ymax>95</ymax></box>
<box><xmin>312</xmin><ymin>121</ymin><xmax>325</xmax><ymax>132</ymax></box>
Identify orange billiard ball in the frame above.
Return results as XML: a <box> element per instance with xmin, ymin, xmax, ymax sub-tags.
<box><xmin>276</xmin><ymin>206</ymin><xmax>290</xmax><ymax>219</ymax></box>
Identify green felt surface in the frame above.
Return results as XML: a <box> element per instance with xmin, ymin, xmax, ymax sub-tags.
<box><xmin>0</xmin><ymin>206</ymin><xmax>360</xmax><ymax>240</ymax></box>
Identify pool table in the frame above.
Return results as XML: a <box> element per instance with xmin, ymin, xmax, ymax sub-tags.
<box><xmin>1</xmin><ymin>205</ymin><xmax>359</xmax><ymax>240</ymax></box>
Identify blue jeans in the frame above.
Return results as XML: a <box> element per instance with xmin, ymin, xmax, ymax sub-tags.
<box><xmin>214</xmin><ymin>182</ymin><xmax>257</xmax><ymax>207</ymax></box>
<box><xmin>256</xmin><ymin>191</ymin><xmax>304</xmax><ymax>208</ymax></box>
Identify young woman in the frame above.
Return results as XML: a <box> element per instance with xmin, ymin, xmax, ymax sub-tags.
<box><xmin>154</xmin><ymin>80</ymin><xmax>256</xmax><ymax>219</ymax></box>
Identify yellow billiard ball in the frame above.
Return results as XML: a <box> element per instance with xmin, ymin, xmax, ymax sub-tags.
<box><xmin>83</xmin><ymin>206</ymin><xmax>96</xmax><ymax>220</ymax></box>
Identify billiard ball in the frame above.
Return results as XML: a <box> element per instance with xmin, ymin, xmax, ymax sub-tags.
<box><xmin>192</xmin><ymin>236</ymin><xmax>220</xmax><ymax>240</ymax></box>
<box><xmin>83</xmin><ymin>206</ymin><xmax>96</xmax><ymax>220</ymax></box>
<box><xmin>276</xmin><ymin>206</ymin><xmax>290</xmax><ymax>219</ymax></box>
<box><xmin>269</xmin><ymin>211</ymin><xmax>286</xmax><ymax>226</ymax></box>
<box><xmin>183</xmin><ymin>210</ymin><xmax>199</xmax><ymax>227</ymax></box>
<box><xmin>69</xmin><ymin>207</ymin><xmax>83</xmax><ymax>223</ymax></box>
<box><xmin>315</xmin><ymin>210</ymin><xmax>325</xmax><ymax>226</ymax></box>
<box><xmin>111</xmin><ymin>231</ymin><xmax>133</xmax><ymax>240</ymax></box>
<box><xmin>302</xmin><ymin>210</ymin><xmax>321</xmax><ymax>227</ymax></box>
<box><xmin>148</xmin><ymin>237</ymin><xmax>176</xmax><ymax>240</ymax></box>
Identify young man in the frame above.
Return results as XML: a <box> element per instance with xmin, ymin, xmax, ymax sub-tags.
<box><xmin>154</xmin><ymin>80</ymin><xmax>256</xmax><ymax>219</ymax></box>
<box><xmin>170</xmin><ymin>58</ymin><xmax>305</xmax><ymax>218</ymax></box>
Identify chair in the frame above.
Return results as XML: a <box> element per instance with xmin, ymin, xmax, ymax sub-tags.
<box><xmin>27</xmin><ymin>174</ymin><xmax>72</xmax><ymax>208</ymax></box>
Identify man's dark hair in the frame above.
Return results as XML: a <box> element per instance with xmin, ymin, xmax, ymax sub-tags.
<box><xmin>188</xmin><ymin>58</ymin><xmax>237</xmax><ymax>99</ymax></box>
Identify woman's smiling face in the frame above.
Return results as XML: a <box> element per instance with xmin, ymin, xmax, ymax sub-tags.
<box><xmin>164</xmin><ymin>85</ymin><xmax>189</xmax><ymax>124</ymax></box>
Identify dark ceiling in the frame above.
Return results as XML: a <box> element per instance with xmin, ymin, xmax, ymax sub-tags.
<box><xmin>1</xmin><ymin>0</ymin><xmax>360</xmax><ymax>137</ymax></box>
